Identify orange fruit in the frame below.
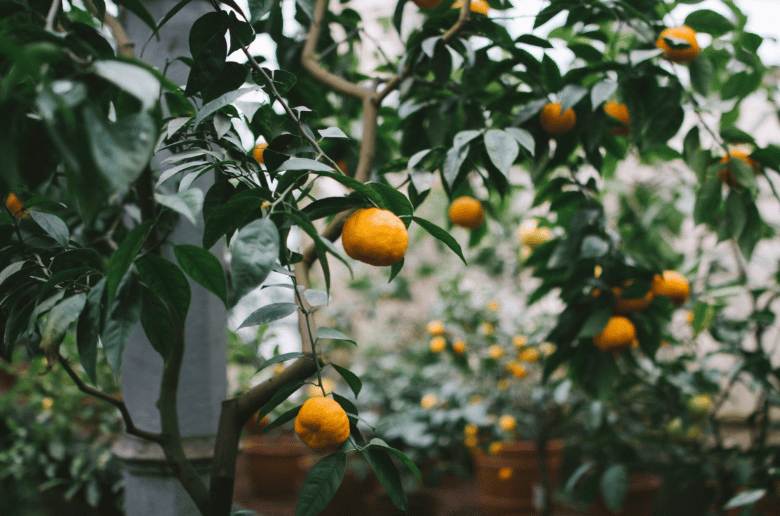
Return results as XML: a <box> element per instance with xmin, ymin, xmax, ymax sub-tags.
<box><xmin>593</xmin><ymin>316</ymin><xmax>637</xmax><ymax>351</ymax></box>
<box><xmin>452</xmin><ymin>340</ymin><xmax>467</xmax><ymax>354</ymax></box>
<box><xmin>341</xmin><ymin>208</ymin><xmax>409</xmax><ymax>266</ymax></box>
<box><xmin>413</xmin><ymin>0</ymin><xmax>442</xmax><ymax>9</ymax></box>
<box><xmin>718</xmin><ymin>149</ymin><xmax>759</xmax><ymax>189</ymax></box>
<box><xmin>430</xmin><ymin>336</ymin><xmax>446</xmax><ymax>353</ymax></box>
<box><xmin>448</xmin><ymin>196</ymin><xmax>484</xmax><ymax>229</ymax></box>
<box><xmin>519</xmin><ymin>347</ymin><xmax>540</xmax><ymax>362</ymax></box>
<box><xmin>604</xmin><ymin>100</ymin><xmax>630</xmax><ymax>136</ymax></box>
<box><xmin>427</xmin><ymin>320</ymin><xmax>446</xmax><ymax>335</ymax></box>
<box><xmin>5</xmin><ymin>193</ymin><xmax>28</xmax><ymax>219</ymax></box>
<box><xmin>498</xmin><ymin>415</ymin><xmax>516</xmax><ymax>432</ymax></box>
<box><xmin>651</xmin><ymin>270</ymin><xmax>690</xmax><ymax>307</ymax></box>
<box><xmin>540</xmin><ymin>102</ymin><xmax>576</xmax><ymax>135</ymax></box>
<box><xmin>656</xmin><ymin>26</ymin><xmax>700</xmax><ymax>63</ymax></box>
<box><xmin>452</xmin><ymin>0</ymin><xmax>490</xmax><ymax>15</ymax></box>
<box><xmin>252</xmin><ymin>143</ymin><xmax>269</xmax><ymax>164</ymax></box>
<box><xmin>294</xmin><ymin>396</ymin><xmax>350</xmax><ymax>450</ymax></box>
<box><xmin>612</xmin><ymin>284</ymin><xmax>654</xmax><ymax>314</ymax></box>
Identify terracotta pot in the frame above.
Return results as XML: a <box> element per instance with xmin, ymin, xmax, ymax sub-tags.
<box><xmin>589</xmin><ymin>473</ymin><xmax>661</xmax><ymax>516</ymax></box>
<box><xmin>240</xmin><ymin>435</ymin><xmax>308</xmax><ymax>498</ymax></box>
<box><xmin>474</xmin><ymin>439</ymin><xmax>565</xmax><ymax>515</ymax></box>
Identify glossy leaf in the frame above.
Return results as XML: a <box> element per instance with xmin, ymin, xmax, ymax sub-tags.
<box><xmin>238</xmin><ymin>302</ymin><xmax>298</xmax><ymax>329</ymax></box>
<box><xmin>362</xmin><ymin>447</ymin><xmax>408</xmax><ymax>512</ymax></box>
<box><xmin>136</xmin><ymin>254</ymin><xmax>191</xmax><ymax>324</ymax></box>
<box><xmin>28</xmin><ymin>211</ymin><xmax>69</xmax><ymax>248</ymax></box>
<box><xmin>600</xmin><ymin>464</ymin><xmax>628</xmax><ymax>513</ymax></box>
<box><xmin>331</xmin><ymin>363</ymin><xmax>362</xmax><ymax>397</ymax></box>
<box><xmin>411</xmin><ymin>216</ymin><xmax>467</xmax><ymax>265</ymax></box>
<box><xmin>295</xmin><ymin>453</ymin><xmax>346</xmax><ymax>516</ymax></box>
<box><xmin>230</xmin><ymin>218</ymin><xmax>280</xmax><ymax>306</ymax></box>
<box><xmin>174</xmin><ymin>245</ymin><xmax>227</xmax><ymax>305</ymax></box>
<box><xmin>93</xmin><ymin>60</ymin><xmax>161</xmax><ymax>111</ymax></box>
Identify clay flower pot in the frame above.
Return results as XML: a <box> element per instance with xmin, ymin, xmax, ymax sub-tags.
<box><xmin>473</xmin><ymin>439</ymin><xmax>564</xmax><ymax>515</ymax></box>
<box><xmin>589</xmin><ymin>473</ymin><xmax>661</xmax><ymax>516</ymax></box>
<box><xmin>240</xmin><ymin>435</ymin><xmax>308</xmax><ymax>498</ymax></box>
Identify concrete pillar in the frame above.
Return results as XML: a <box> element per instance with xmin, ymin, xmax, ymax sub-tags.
<box><xmin>114</xmin><ymin>2</ymin><xmax>227</xmax><ymax>515</ymax></box>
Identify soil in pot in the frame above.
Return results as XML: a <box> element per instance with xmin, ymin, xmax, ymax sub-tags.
<box><xmin>240</xmin><ymin>435</ymin><xmax>309</xmax><ymax>499</ymax></box>
<box><xmin>589</xmin><ymin>473</ymin><xmax>661</xmax><ymax>516</ymax></box>
<box><xmin>474</xmin><ymin>439</ymin><xmax>565</xmax><ymax>516</ymax></box>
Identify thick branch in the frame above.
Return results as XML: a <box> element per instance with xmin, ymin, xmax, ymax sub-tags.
<box><xmin>157</xmin><ymin>313</ymin><xmax>210</xmax><ymax>514</ymax></box>
<box><xmin>58</xmin><ymin>354</ymin><xmax>164</xmax><ymax>443</ymax></box>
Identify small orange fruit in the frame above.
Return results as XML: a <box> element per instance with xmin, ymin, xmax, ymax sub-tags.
<box><xmin>499</xmin><ymin>415</ymin><xmax>516</xmax><ymax>432</ymax></box>
<box><xmin>593</xmin><ymin>316</ymin><xmax>637</xmax><ymax>351</ymax></box>
<box><xmin>651</xmin><ymin>270</ymin><xmax>690</xmax><ymax>307</ymax></box>
<box><xmin>342</xmin><ymin>208</ymin><xmax>409</xmax><ymax>266</ymax></box>
<box><xmin>5</xmin><ymin>194</ymin><xmax>28</xmax><ymax>219</ymax></box>
<box><xmin>430</xmin><ymin>336</ymin><xmax>447</xmax><ymax>353</ymax></box>
<box><xmin>413</xmin><ymin>0</ymin><xmax>442</xmax><ymax>9</ymax></box>
<box><xmin>718</xmin><ymin>149</ymin><xmax>759</xmax><ymax>189</ymax></box>
<box><xmin>612</xmin><ymin>284</ymin><xmax>654</xmax><ymax>314</ymax></box>
<box><xmin>294</xmin><ymin>396</ymin><xmax>350</xmax><ymax>450</ymax></box>
<box><xmin>448</xmin><ymin>196</ymin><xmax>484</xmax><ymax>229</ymax></box>
<box><xmin>421</xmin><ymin>394</ymin><xmax>438</xmax><ymax>409</ymax></box>
<box><xmin>540</xmin><ymin>102</ymin><xmax>576</xmax><ymax>135</ymax></box>
<box><xmin>519</xmin><ymin>347</ymin><xmax>541</xmax><ymax>362</ymax></box>
<box><xmin>427</xmin><ymin>320</ymin><xmax>446</xmax><ymax>335</ymax></box>
<box><xmin>452</xmin><ymin>0</ymin><xmax>490</xmax><ymax>15</ymax></box>
<box><xmin>252</xmin><ymin>143</ymin><xmax>269</xmax><ymax>164</ymax></box>
<box><xmin>487</xmin><ymin>344</ymin><xmax>504</xmax><ymax>360</ymax></box>
<box><xmin>604</xmin><ymin>100</ymin><xmax>630</xmax><ymax>136</ymax></box>
<box><xmin>656</xmin><ymin>26</ymin><xmax>700</xmax><ymax>63</ymax></box>
<box><xmin>452</xmin><ymin>340</ymin><xmax>467</xmax><ymax>354</ymax></box>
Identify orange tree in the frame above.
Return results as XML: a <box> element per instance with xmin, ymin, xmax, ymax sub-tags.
<box><xmin>1</xmin><ymin>0</ymin><xmax>779</xmax><ymax>514</ymax></box>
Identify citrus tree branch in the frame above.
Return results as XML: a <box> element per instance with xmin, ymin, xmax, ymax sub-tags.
<box><xmin>57</xmin><ymin>354</ymin><xmax>164</xmax><ymax>444</ymax></box>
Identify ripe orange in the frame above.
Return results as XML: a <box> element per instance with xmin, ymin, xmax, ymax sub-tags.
<box><xmin>413</xmin><ymin>0</ymin><xmax>442</xmax><ymax>9</ymax></box>
<box><xmin>294</xmin><ymin>397</ymin><xmax>350</xmax><ymax>450</ymax></box>
<box><xmin>651</xmin><ymin>270</ymin><xmax>690</xmax><ymax>307</ymax></box>
<box><xmin>252</xmin><ymin>143</ymin><xmax>269</xmax><ymax>164</ymax></box>
<box><xmin>452</xmin><ymin>0</ymin><xmax>490</xmax><ymax>15</ymax></box>
<box><xmin>540</xmin><ymin>102</ymin><xmax>576</xmax><ymax>135</ymax></box>
<box><xmin>498</xmin><ymin>415</ymin><xmax>516</xmax><ymax>432</ymax></box>
<box><xmin>519</xmin><ymin>347</ymin><xmax>540</xmax><ymax>362</ymax></box>
<box><xmin>430</xmin><ymin>336</ymin><xmax>446</xmax><ymax>353</ymax></box>
<box><xmin>427</xmin><ymin>320</ymin><xmax>445</xmax><ymax>335</ymax></box>
<box><xmin>603</xmin><ymin>100</ymin><xmax>630</xmax><ymax>136</ymax></box>
<box><xmin>656</xmin><ymin>26</ymin><xmax>700</xmax><ymax>63</ymax></box>
<box><xmin>612</xmin><ymin>284</ymin><xmax>654</xmax><ymax>314</ymax></box>
<box><xmin>448</xmin><ymin>196</ymin><xmax>484</xmax><ymax>229</ymax></box>
<box><xmin>452</xmin><ymin>340</ymin><xmax>467</xmax><ymax>354</ymax></box>
<box><xmin>5</xmin><ymin>194</ymin><xmax>28</xmax><ymax>219</ymax></box>
<box><xmin>718</xmin><ymin>149</ymin><xmax>759</xmax><ymax>189</ymax></box>
<box><xmin>341</xmin><ymin>208</ymin><xmax>409</xmax><ymax>266</ymax></box>
<box><xmin>593</xmin><ymin>316</ymin><xmax>637</xmax><ymax>351</ymax></box>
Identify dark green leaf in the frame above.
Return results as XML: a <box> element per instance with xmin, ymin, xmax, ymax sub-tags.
<box><xmin>577</xmin><ymin>307</ymin><xmax>612</xmax><ymax>338</ymax></box>
<box><xmin>106</xmin><ymin>221</ymin><xmax>153</xmax><ymax>302</ymax></box>
<box><xmin>685</xmin><ymin>9</ymin><xmax>734</xmax><ymax>37</ymax></box>
<box><xmin>238</xmin><ymin>302</ymin><xmax>298</xmax><ymax>329</ymax></box>
<box><xmin>718</xmin><ymin>189</ymin><xmax>747</xmax><ymax>242</ymax></box>
<box><xmin>185</xmin><ymin>34</ymin><xmax>227</xmax><ymax>96</ymax></box>
<box><xmin>115</xmin><ymin>0</ymin><xmax>157</xmax><ymax>31</ymax></box>
<box><xmin>689</xmin><ymin>56</ymin><xmax>713</xmax><ymax>95</ymax></box>
<box><xmin>41</xmin><ymin>293</ymin><xmax>87</xmax><ymax>350</ymax></box>
<box><xmin>331</xmin><ymin>363</ymin><xmax>362</xmax><ymax>397</ymax></box>
<box><xmin>77</xmin><ymin>278</ymin><xmax>105</xmax><ymax>384</ymax></box>
<box><xmin>362</xmin><ymin>447</ymin><xmax>408</xmax><ymax>512</ymax></box>
<box><xmin>256</xmin><ymin>381</ymin><xmax>304</xmax><ymax>420</ymax></box>
<box><xmin>256</xmin><ymin>352</ymin><xmax>307</xmax><ymax>372</ymax></box>
<box><xmin>230</xmin><ymin>218</ymin><xmax>280</xmax><ymax>306</ymax></box>
<box><xmin>93</xmin><ymin>60</ymin><xmax>160</xmax><ymax>110</ymax></box>
<box><xmin>411</xmin><ymin>216</ymin><xmax>466</xmax><ymax>265</ymax></box>
<box><xmin>366</xmin><ymin>438</ymin><xmax>422</xmax><ymax>481</ymax></box>
<box><xmin>693</xmin><ymin>180</ymin><xmax>722</xmax><ymax>227</ymax></box>
<box><xmin>295</xmin><ymin>453</ymin><xmax>347</xmax><ymax>516</ymax></box>
<box><xmin>174</xmin><ymin>245</ymin><xmax>227</xmax><ymax>305</ymax></box>
<box><xmin>28</xmin><ymin>211</ymin><xmax>69</xmax><ymax>247</ymax></box>
<box><xmin>140</xmin><ymin>286</ymin><xmax>174</xmax><ymax>362</ymax></box>
<box><xmin>136</xmin><ymin>254</ymin><xmax>191</xmax><ymax>323</ymax></box>
<box><xmin>368</xmin><ymin>183</ymin><xmax>414</xmax><ymax>218</ymax></box>
<box><xmin>600</xmin><ymin>464</ymin><xmax>628</xmax><ymax>513</ymax></box>
<box><xmin>203</xmin><ymin>194</ymin><xmax>265</xmax><ymax>249</ymax></box>
<box><xmin>101</xmin><ymin>272</ymin><xmax>142</xmax><ymax>376</ymax></box>
<box><xmin>261</xmin><ymin>405</ymin><xmax>301</xmax><ymax>434</ymax></box>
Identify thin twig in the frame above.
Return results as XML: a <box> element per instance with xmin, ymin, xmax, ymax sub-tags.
<box><xmin>45</xmin><ymin>0</ymin><xmax>60</xmax><ymax>31</ymax></box>
<box><xmin>58</xmin><ymin>354</ymin><xmax>164</xmax><ymax>443</ymax></box>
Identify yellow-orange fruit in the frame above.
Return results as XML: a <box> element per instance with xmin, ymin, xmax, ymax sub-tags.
<box><xmin>604</xmin><ymin>100</ymin><xmax>630</xmax><ymax>136</ymax></box>
<box><xmin>656</xmin><ymin>26</ymin><xmax>700</xmax><ymax>63</ymax></box>
<box><xmin>593</xmin><ymin>316</ymin><xmax>637</xmax><ymax>352</ymax></box>
<box><xmin>341</xmin><ymin>208</ymin><xmax>409</xmax><ymax>266</ymax></box>
<box><xmin>448</xmin><ymin>196</ymin><xmax>484</xmax><ymax>229</ymax></box>
<box><xmin>452</xmin><ymin>0</ymin><xmax>490</xmax><ymax>15</ymax></box>
<box><xmin>252</xmin><ymin>143</ymin><xmax>269</xmax><ymax>164</ymax></box>
<box><xmin>294</xmin><ymin>397</ymin><xmax>350</xmax><ymax>450</ymax></box>
<box><xmin>540</xmin><ymin>102</ymin><xmax>576</xmax><ymax>135</ymax></box>
<box><xmin>651</xmin><ymin>271</ymin><xmax>690</xmax><ymax>307</ymax></box>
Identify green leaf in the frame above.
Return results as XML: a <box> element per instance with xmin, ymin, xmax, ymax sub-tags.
<box><xmin>718</xmin><ymin>189</ymin><xmax>747</xmax><ymax>242</ymax></box>
<box><xmin>77</xmin><ymin>279</ymin><xmax>105</xmax><ymax>384</ymax></box>
<box><xmin>256</xmin><ymin>352</ymin><xmax>307</xmax><ymax>373</ymax></box>
<box><xmin>590</xmin><ymin>80</ymin><xmax>618</xmax><ymax>110</ymax></box>
<box><xmin>691</xmin><ymin>301</ymin><xmax>716</xmax><ymax>337</ymax></box>
<box><xmin>316</xmin><ymin>327</ymin><xmax>356</xmax><ymax>345</ymax></box>
<box><xmin>504</xmin><ymin>127</ymin><xmax>535</xmax><ymax>156</ymax></box>
<box><xmin>411</xmin><ymin>216</ymin><xmax>467</xmax><ymax>265</ymax></box>
<box><xmin>28</xmin><ymin>211</ymin><xmax>69</xmax><ymax>247</ymax></box>
<box><xmin>368</xmin><ymin>183</ymin><xmax>414</xmax><ymax>218</ymax></box>
<box><xmin>693</xmin><ymin>180</ymin><xmax>722</xmax><ymax>227</ymax></box>
<box><xmin>443</xmin><ymin>130</ymin><xmax>481</xmax><ymax>189</ymax></box>
<box><xmin>238</xmin><ymin>302</ymin><xmax>298</xmax><ymax>329</ymax></box>
<box><xmin>303</xmin><ymin>289</ymin><xmax>328</xmax><ymax>307</ymax></box>
<box><xmin>331</xmin><ymin>363</ymin><xmax>362</xmax><ymax>397</ymax></box>
<box><xmin>203</xmin><ymin>194</ymin><xmax>265</xmax><ymax>249</ymax></box>
<box><xmin>154</xmin><ymin>189</ymin><xmax>204</xmax><ymax>225</ymax></box>
<box><xmin>185</xmin><ymin>34</ymin><xmax>227</xmax><ymax>96</ymax></box>
<box><xmin>193</xmin><ymin>87</ymin><xmax>256</xmax><ymax>128</ymax></box>
<box><xmin>558</xmin><ymin>84</ymin><xmax>588</xmax><ymax>112</ymax></box>
<box><xmin>484</xmin><ymin>130</ymin><xmax>519</xmax><ymax>178</ymax></box>
<box><xmin>41</xmin><ymin>293</ymin><xmax>87</xmax><ymax>350</ymax></box>
<box><xmin>366</xmin><ymin>438</ymin><xmax>422</xmax><ymax>481</ymax></box>
<box><xmin>92</xmin><ymin>60</ymin><xmax>161</xmax><ymax>111</ymax></box>
<box><xmin>685</xmin><ymin>9</ymin><xmax>734</xmax><ymax>37</ymax></box>
<box><xmin>689</xmin><ymin>56</ymin><xmax>713</xmax><ymax>95</ymax></box>
<box><xmin>230</xmin><ymin>218</ymin><xmax>280</xmax><ymax>306</ymax></box>
<box><xmin>174</xmin><ymin>245</ymin><xmax>227</xmax><ymax>305</ymax></box>
<box><xmin>295</xmin><ymin>453</ymin><xmax>347</xmax><ymax>516</ymax></box>
<box><xmin>362</xmin><ymin>447</ymin><xmax>408</xmax><ymax>512</ymax></box>
<box><xmin>261</xmin><ymin>405</ymin><xmax>301</xmax><ymax>434</ymax></box>
<box><xmin>84</xmin><ymin>108</ymin><xmax>157</xmax><ymax>192</ymax></box>
<box><xmin>140</xmin><ymin>286</ymin><xmax>175</xmax><ymax>362</ymax></box>
<box><xmin>106</xmin><ymin>220</ymin><xmax>153</xmax><ymax>302</ymax></box>
<box><xmin>101</xmin><ymin>272</ymin><xmax>142</xmax><ymax>376</ymax></box>
<box><xmin>136</xmin><ymin>254</ymin><xmax>191</xmax><ymax>324</ymax></box>
<box><xmin>600</xmin><ymin>464</ymin><xmax>628</xmax><ymax>513</ymax></box>
<box><xmin>580</xmin><ymin>235</ymin><xmax>609</xmax><ymax>258</ymax></box>
<box><xmin>114</xmin><ymin>0</ymin><xmax>158</xmax><ymax>31</ymax></box>
<box><xmin>577</xmin><ymin>307</ymin><xmax>612</xmax><ymax>338</ymax></box>
<box><xmin>724</xmin><ymin>489</ymin><xmax>766</xmax><ymax>510</ymax></box>
<box><xmin>277</xmin><ymin>157</ymin><xmax>334</xmax><ymax>173</ymax></box>
<box><xmin>256</xmin><ymin>381</ymin><xmax>304</xmax><ymax>421</ymax></box>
